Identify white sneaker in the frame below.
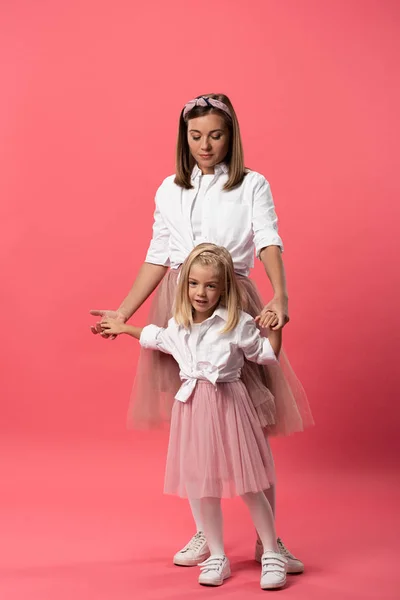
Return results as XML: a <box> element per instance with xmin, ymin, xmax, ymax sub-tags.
<box><xmin>255</xmin><ymin>537</ymin><xmax>304</xmax><ymax>574</ymax></box>
<box><xmin>173</xmin><ymin>532</ymin><xmax>210</xmax><ymax>567</ymax></box>
<box><xmin>198</xmin><ymin>555</ymin><xmax>231</xmax><ymax>586</ymax></box>
<box><xmin>260</xmin><ymin>551</ymin><xmax>288</xmax><ymax>590</ymax></box>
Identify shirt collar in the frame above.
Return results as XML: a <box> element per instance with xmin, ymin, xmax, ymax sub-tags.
<box><xmin>212</xmin><ymin>306</ymin><xmax>229</xmax><ymax>321</ymax></box>
<box><xmin>179</xmin><ymin>306</ymin><xmax>229</xmax><ymax>331</ymax></box>
<box><xmin>191</xmin><ymin>162</ymin><xmax>229</xmax><ymax>181</ymax></box>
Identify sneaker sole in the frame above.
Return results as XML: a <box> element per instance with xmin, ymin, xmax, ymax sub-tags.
<box><xmin>261</xmin><ymin>579</ymin><xmax>287</xmax><ymax>590</ymax></box>
<box><xmin>173</xmin><ymin>552</ymin><xmax>210</xmax><ymax>567</ymax></box>
<box><xmin>199</xmin><ymin>570</ymin><xmax>231</xmax><ymax>586</ymax></box>
<box><xmin>255</xmin><ymin>550</ymin><xmax>304</xmax><ymax>574</ymax></box>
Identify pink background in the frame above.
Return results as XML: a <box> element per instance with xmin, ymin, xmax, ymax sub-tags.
<box><xmin>1</xmin><ymin>1</ymin><xmax>399</xmax><ymax>598</ymax></box>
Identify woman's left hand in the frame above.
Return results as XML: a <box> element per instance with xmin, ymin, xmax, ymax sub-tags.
<box><xmin>257</xmin><ymin>295</ymin><xmax>289</xmax><ymax>330</ymax></box>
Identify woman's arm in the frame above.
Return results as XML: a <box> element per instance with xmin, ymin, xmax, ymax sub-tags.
<box><xmin>90</xmin><ymin>187</ymin><xmax>171</xmax><ymax>337</ymax></box>
<box><xmin>90</xmin><ymin>262</ymin><xmax>167</xmax><ymax>338</ymax></box>
<box><xmin>258</xmin><ymin>246</ymin><xmax>289</xmax><ymax>330</ymax></box>
<box><xmin>251</xmin><ymin>175</ymin><xmax>288</xmax><ymax>330</ymax></box>
<box><xmin>117</xmin><ymin>262</ymin><xmax>168</xmax><ymax>320</ymax></box>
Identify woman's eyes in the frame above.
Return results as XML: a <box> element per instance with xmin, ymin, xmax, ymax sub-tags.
<box><xmin>191</xmin><ymin>136</ymin><xmax>222</xmax><ymax>141</ymax></box>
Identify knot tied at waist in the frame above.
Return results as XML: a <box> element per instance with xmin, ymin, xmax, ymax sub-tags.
<box><xmin>175</xmin><ymin>362</ymin><xmax>239</xmax><ymax>402</ymax></box>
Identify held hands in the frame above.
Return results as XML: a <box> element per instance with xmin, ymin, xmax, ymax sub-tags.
<box><xmin>255</xmin><ymin>309</ymin><xmax>283</xmax><ymax>356</ymax></box>
<box><xmin>89</xmin><ymin>309</ymin><xmax>126</xmax><ymax>340</ymax></box>
<box><xmin>99</xmin><ymin>317</ymin><xmax>127</xmax><ymax>337</ymax></box>
<box><xmin>257</xmin><ymin>295</ymin><xmax>289</xmax><ymax>330</ymax></box>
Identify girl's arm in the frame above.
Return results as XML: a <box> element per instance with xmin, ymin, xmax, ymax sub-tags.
<box><xmin>255</xmin><ymin>313</ymin><xmax>282</xmax><ymax>356</ymax></box>
<box><xmin>239</xmin><ymin>315</ymin><xmax>281</xmax><ymax>364</ymax></box>
<box><xmin>100</xmin><ymin>319</ymin><xmax>143</xmax><ymax>339</ymax></box>
<box><xmin>100</xmin><ymin>319</ymin><xmax>176</xmax><ymax>358</ymax></box>
<box><xmin>116</xmin><ymin>324</ymin><xmax>143</xmax><ymax>340</ymax></box>
<box><xmin>265</xmin><ymin>326</ymin><xmax>282</xmax><ymax>357</ymax></box>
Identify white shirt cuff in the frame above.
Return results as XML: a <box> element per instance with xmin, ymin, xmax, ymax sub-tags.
<box><xmin>256</xmin><ymin>236</ymin><xmax>284</xmax><ymax>257</ymax></box>
<box><xmin>259</xmin><ymin>338</ymin><xmax>277</xmax><ymax>363</ymax></box>
<box><xmin>139</xmin><ymin>324</ymin><xmax>164</xmax><ymax>349</ymax></box>
<box><xmin>144</xmin><ymin>251</ymin><xmax>170</xmax><ymax>267</ymax></box>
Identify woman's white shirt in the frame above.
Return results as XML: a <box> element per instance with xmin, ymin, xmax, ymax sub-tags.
<box><xmin>190</xmin><ymin>173</ymin><xmax>214</xmax><ymax>242</ymax></box>
<box><xmin>140</xmin><ymin>307</ymin><xmax>277</xmax><ymax>402</ymax></box>
<box><xmin>145</xmin><ymin>164</ymin><xmax>283</xmax><ymax>277</ymax></box>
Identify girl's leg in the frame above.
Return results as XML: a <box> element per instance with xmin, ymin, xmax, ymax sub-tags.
<box><xmin>197</xmin><ymin>497</ymin><xmax>231</xmax><ymax>586</ymax></box>
<box><xmin>264</xmin><ymin>483</ymin><xmax>276</xmax><ymax>518</ymax></box>
<box><xmin>189</xmin><ymin>497</ymin><xmax>204</xmax><ymax>532</ymax></box>
<box><xmin>200</xmin><ymin>497</ymin><xmax>225</xmax><ymax>556</ymax></box>
<box><xmin>241</xmin><ymin>491</ymin><xmax>278</xmax><ymax>552</ymax></box>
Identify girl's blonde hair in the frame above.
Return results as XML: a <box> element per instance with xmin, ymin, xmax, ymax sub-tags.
<box><xmin>174</xmin><ymin>243</ymin><xmax>243</xmax><ymax>333</ymax></box>
<box><xmin>174</xmin><ymin>93</ymin><xmax>246</xmax><ymax>191</ymax></box>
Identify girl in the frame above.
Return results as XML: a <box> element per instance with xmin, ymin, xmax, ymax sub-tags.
<box><xmin>90</xmin><ymin>93</ymin><xmax>313</xmax><ymax>571</ymax></box>
<box><xmin>100</xmin><ymin>244</ymin><xmax>289</xmax><ymax>590</ymax></box>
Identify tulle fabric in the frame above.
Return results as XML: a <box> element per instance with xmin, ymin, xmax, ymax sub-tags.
<box><xmin>127</xmin><ymin>269</ymin><xmax>314</xmax><ymax>436</ymax></box>
<box><xmin>164</xmin><ymin>380</ymin><xmax>276</xmax><ymax>499</ymax></box>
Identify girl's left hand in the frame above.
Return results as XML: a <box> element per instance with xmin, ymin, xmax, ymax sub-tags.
<box><xmin>257</xmin><ymin>295</ymin><xmax>289</xmax><ymax>330</ymax></box>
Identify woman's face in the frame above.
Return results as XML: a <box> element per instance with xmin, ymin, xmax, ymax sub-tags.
<box><xmin>187</xmin><ymin>113</ymin><xmax>230</xmax><ymax>174</ymax></box>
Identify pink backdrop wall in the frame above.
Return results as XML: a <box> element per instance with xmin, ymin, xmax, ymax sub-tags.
<box><xmin>1</xmin><ymin>0</ymin><xmax>399</xmax><ymax>463</ymax></box>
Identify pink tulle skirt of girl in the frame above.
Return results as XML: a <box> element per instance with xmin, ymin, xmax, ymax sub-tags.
<box><xmin>128</xmin><ymin>268</ymin><xmax>314</xmax><ymax>437</ymax></box>
<box><xmin>164</xmin><ymin>380</ymin><xmax>275</xmax><ymax>499</ymax></box>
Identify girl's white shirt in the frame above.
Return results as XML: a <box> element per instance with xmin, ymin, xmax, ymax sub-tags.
<box><xmin>140</xmin><ymin>307</ymin><xmax>277</xmax><ymax>402</ymax></box>
<box><xmin>145</xmin><ymin>164</ymin><xmax>283</xmax><ymax>277</ymax></box>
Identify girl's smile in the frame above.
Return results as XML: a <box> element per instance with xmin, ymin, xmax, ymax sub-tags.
<box><xmin>188</xmin><ymin>264</ymin><xmax>224</xmax><ymax>322</ymax></box>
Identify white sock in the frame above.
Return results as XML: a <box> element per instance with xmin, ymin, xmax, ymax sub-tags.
<box><xmin>242</xmin><ymin>492</ymin><xmax>278</xmax><ymax>553</ymax></box>
<box><xmin>200</xmin><ymin>497</ymin><xmax>225</xmax><ymax>557</ymax></box>
<box><xmin>189</xmin><ymin>497</ymin><xmax>204</xmax><ymax>532</ymax></box>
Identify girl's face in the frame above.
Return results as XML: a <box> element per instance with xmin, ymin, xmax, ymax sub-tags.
<box><xmin>188</xmin><ymin>263</ymin><xmax>224</xmax><ymax>321</ymax></box>
<box><xmin>187</xmin><ymin>113</ymin><xmax>230</xmax><ymax>174</ymax></box>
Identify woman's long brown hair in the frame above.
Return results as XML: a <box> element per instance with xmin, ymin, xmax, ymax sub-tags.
<box><xmin>174</xmin><ymin>93</ymin><xmax>246</xmax><ymax>191</ymax></box>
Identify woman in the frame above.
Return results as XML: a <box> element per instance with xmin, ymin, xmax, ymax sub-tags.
<box><xmin>90</xmin><ymin>94</ymin><xmax>313</xmax><ymax>573</ymax></box>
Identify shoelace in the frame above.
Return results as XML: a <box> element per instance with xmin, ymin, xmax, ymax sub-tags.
<box><xmin>261</xmin><ymin>553</ymin><xmax>287</xmax><ymax>576</ymax></box>
<box><xmin>181</xmin><ymin>532</ymin><xmax>206</xmax><ymax>554</ymax></box>
<box><xmin>200</xmin><ymin>556</ymin><xmax>225</xmax><ymax>574</ymax></box>
<box><xmin>277</xmin><ymin>538</ymin><xmax>295</xmax><ymax>559</ymax></box>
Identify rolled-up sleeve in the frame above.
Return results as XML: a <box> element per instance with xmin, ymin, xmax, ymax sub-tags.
<box><xmin>238</xmin><ymin>316</ymin><xmax>277</xmax><ymax>365</ymax></box>
<box><xmin>145</xmin><ymin>189</ymin><xmax>171</xmax><ymax>266</ymax></box>
<box><xmin>139</xmin><ymin>324</ymin><xmax>173</xmax><ymax>355</ymax></box>
<box><xmin>252</xmin><ymin>175</ymin><xmax>284</xmax><ymax>257</ymax></box>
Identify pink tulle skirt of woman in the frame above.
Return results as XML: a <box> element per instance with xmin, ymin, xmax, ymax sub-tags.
<box><xmin>128</xmin><ymin>268</ymin><xmax>313</xmax><ymax>438</ymax></box>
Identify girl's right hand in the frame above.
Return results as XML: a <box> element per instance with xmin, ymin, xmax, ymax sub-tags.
<box><xmin>100</xmin><ymin>318</ymin><xmax>126</xmax><ymax>337</ymax></box>
<box><xmin>89</xmin><ymin>309</ymin><xmax>126</xmax><ymax>340</ymax></box>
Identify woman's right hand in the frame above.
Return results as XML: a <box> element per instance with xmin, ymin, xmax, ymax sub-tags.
<box><xmin>89</xmin><ymin>309</ymin><xmax>126</xmax><ymax>340</ymax></box>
